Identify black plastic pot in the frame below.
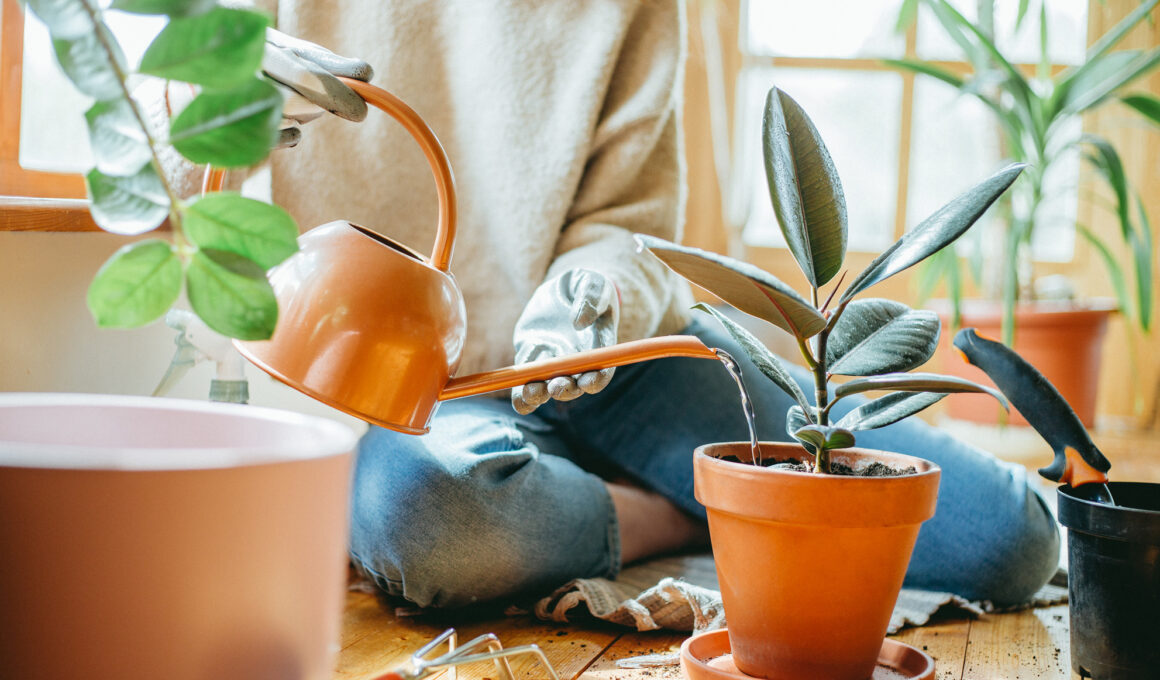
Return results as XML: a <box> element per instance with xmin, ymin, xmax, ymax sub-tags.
<box><xmin>1058</xmin><ymin>482</ymin><xmax>1160</xmax><ymax>680</ymax></box>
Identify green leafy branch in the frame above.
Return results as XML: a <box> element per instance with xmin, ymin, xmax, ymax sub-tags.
<box><xmin>26</xmin><ymin>0</ymin><xmax>299</xmax><ymax>340</ymax></box>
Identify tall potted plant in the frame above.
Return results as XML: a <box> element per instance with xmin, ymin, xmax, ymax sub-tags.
<box><xmin>2</xmin><ymin>2</ymin><xmax>358</xmax><ymax>679</ymax></box>
<box><xmin>642</xmin><ymin>86</ymin><xmax>1016</xmax><ymax>680</ymax></box>
<box><xmin>888</xmin><ymin>0</ymin><xmax>1159</xmax><ymax>426</ymax></box>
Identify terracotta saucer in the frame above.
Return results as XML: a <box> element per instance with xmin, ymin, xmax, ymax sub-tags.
<box><xmin>680</xmin><ymin>628</ymin><xmax>934</xmax><ymax>680</ymax></box>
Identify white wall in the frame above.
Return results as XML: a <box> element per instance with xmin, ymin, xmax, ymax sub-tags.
<box><xmin>0</xmin><ymin>231</ymin><xmax>367</xmax><ymax>437</ymax></box>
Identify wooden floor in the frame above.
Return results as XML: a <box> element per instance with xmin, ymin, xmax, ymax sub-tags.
<box><xmin>331</xmin><ymin>428</ymin><xmax>1156</xmax><ymax>680</ymax></box>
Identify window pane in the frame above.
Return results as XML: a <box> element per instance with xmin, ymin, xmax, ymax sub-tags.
<box><xmin>906</xmin><ymin>79</ymin><xmax>1076</xmax><ymax>263</ymax></box>
<box><xmin>19</xmin><ymin>10</ymin><xmax>165</xmax><ymax>174</ymax></box>
<box><xmin>20</xmin><ymin>11</ymin><xmax>91</xmax><ymax>173</ymax></box>
<box><xmin>741</xmin><ymin>68</ymin><xmax>902</xmax><ymax>253</ymax></box>
<box><xmin>744</xmin><ymin>0</ymin><xmax>905</xmax><ymax>59</ymax></box>
<box><xmin>916</xmin><ymin>0</ymin><xmax>1087</xmax><ymax>65</ymax></box>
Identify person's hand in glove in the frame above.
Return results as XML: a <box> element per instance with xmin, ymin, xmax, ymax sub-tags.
<box><xmin>261</xmin><ymin>28</ymin><xmax>374</xmax><ymax>147</ymax></box>
<box><xmin>511</xmin><ymin>269</ymin><xmax>620</xmax><ymax>415</ymax></box>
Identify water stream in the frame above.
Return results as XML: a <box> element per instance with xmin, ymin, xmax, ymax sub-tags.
<box><xmin>715</xmin><ymin>349</ymin><xmax>763</xmax><ymax>466</ymax></box>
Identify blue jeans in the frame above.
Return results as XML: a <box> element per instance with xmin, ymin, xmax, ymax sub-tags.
<box><xmin>349</xmin><ymin>319</ymin><xmax>1059</xmax><ymax>608</ymax></box>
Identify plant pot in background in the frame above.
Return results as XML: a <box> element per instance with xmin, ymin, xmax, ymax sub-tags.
<box><xmin>933</xmin><ymin>300</ymin><xmax>1115</xmax><ymax>428</ymax></box>
<box><xmin>0</xmin><ymin>394</ymin><xmax>357</xmax><ymax>680</ymax></box>
<box><xmin>1058</xmin><ymin>482</ymin><xmax>1160</xmax><ymax>680</ymax></box>
<box><xmin>693</xmin><ymin>442</ymin><xmax>940</xmax><ymax>680</ymax></box>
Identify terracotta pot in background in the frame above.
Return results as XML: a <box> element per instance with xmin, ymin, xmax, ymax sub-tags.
<box><xmin>693</xmin><ymin>442</ymin><xmax>940</xmax><ymax>680</ymax></box>
<box><xmin>933</xmin><ymin>300</ymin><xmax>1115</xmax><ymax>428</ymax></box>
<box><xmin>0</xmin><ymin>394</ymin><xmax>357</xmax><ymax>680</ymax></box>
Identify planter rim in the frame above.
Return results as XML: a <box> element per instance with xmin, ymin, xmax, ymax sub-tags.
<box><xmin>1058</xmin><ymin>482</ymin><xmax>1160</xmax><ymax>544</ymax></box>
<box><xmin>0</xmin><ymin>392</ymin><xmax>357</xmax><ymax>471</ymax></box>
<box><xmin>694</xmin><ymin>441</ymin><xmax>940</xmax><ymax>527</ymax></box>
<box><xmin>927</xmin><ymin>297</ymin><xmax>1118</xmax><ymax>325</ymax></box>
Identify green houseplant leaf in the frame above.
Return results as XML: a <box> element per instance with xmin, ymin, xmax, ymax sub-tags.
<box><xmin>111</xmin><ymin>0</ymin><xmax>215</xmax><ymax>15</ymax></box>
<box><xmin>52</xmin><ymin>22</ymin><xmax>126</xmax><ymax>101</ymax></box>
<box><xmin>835</xmin><ymin>392</ymin><xmax>947</xmax><ymax>431</ymax></box>
<box><xmin>693</xmin><ymin>303</ymin><xmax>813</xmax><ymax>414</ymax></box>
<box><xmin>168</xmin><ymin>77</ymin><xmax>283</xmax><ymax>167</ymax></box>
<box><xmin>186</xmin><ymin>248</ymin><xmax>279</xmax><ymax>340</ymax></box>
<box><xmin>26</xmin><ymin>0</ymin><xmax>92</xmax><ymax>39</ymax></box>
<box><xmin>85</xmin><ymin>99</ymin><xmax>152</xmax><ymax>176</ymax></box>
<box><xmin>762</xmin><ymin>88</ymin><xmax>847</xmax><ymax>287</ymax></box>
<box><xmin>184</xmin><ymin>192</ymin><xmax>299</xmax><ymax>269</ymax></box>
<box><xmin>842</xmin><ymin>163</ymin><xmax>1024</xmax><ymax>302</ymax></box>
<box><xmin>637</xmin><ymin>235</ymin><xmax>826</xmax><ymax>339</ymax></box>
<box><xmin>87</xmin><ymin>239</ymin><xmax>182</xmax><ymax>328</ymax></box>
<box><xmin>1120</xmin><ymin>93</ymin><xmax>1160</xmax><ymax>126</ymax></box>
<box><xmin>1077</xmin><ymin>225</ymin><xmax>1131</xmax><ymax>325</ymax></box>
<box><xmin>139</xmin><ymin>6</ymin><xmax>269</xmax><ymax>90</ymax></box>
<box><xmin>825</xmin><ymin>299</ymin><xmax>940</xmax><ymax>376</ymax></box>
<box><xmin>85</xmin><ymin>165</ymin><xmax>170</xmax><ymax>235</ymax></box>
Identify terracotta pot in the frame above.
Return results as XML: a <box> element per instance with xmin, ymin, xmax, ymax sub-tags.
<box><xmin>0</xmin><ymin>394</ymin><xmax>357</xmax><ymax>680</ymax></box>
<box><xmin>693</xmin><ymin>442</ymin><xmax>940</xmax><ymax>680</ymax></box>
<box><xmin>933</xmin><ymin>299</ymin><xmax>1115</xmax><ymax>428</ymax></box>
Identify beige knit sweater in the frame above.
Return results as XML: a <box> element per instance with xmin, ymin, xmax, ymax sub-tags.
<box><xmin>212</xmin><ymin>0</ymin><xmax>696</xmax><ymax>376</ymax></box>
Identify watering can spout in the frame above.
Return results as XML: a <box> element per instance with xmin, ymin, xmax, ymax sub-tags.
<box><xmin>234</xmin><ymin>80</ymin><xmax>722</xmax><ymax>435</ymax></box>
<box><xmin>439</xmin><ymin>336</ymin><xmax>719</xmax><ymax>401</ymax></box>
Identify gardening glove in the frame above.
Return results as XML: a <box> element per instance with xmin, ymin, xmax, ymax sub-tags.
<box><xmin>511</xmin><ymin>269</ymin><xmax>620</xmax><ymax>415</ymax></box>
<box><xmin>261</xmin><ymin>28</ymin><xmax>373</xmax><ymax>147</ymax></box>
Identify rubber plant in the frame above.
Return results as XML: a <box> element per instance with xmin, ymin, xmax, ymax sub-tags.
<box><xmin>889</xmin><ymin>0</ymin><xmax>1158</xmax><ymax>343</ymax></box>
<box><xmin>26</xmin><ymin>0</ymin><xmax>298</xmax><ymax>340</ymax></box>
<box><xmin>638</xmin><ymin>86</ymin><xmax>1017</xmax><ymax>473</ymax></box>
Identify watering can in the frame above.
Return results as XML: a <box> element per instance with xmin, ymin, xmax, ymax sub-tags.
<box><xmin>234</xmin><ymin>79</ymin><xmax>719</xmax><ymax>433</ymax></box>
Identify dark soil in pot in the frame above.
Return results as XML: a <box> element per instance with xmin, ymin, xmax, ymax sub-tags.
<box><xmin>1058</xmin><ymin>482</ymin><xmax>1160</xmax><ymax>680</ymax></box>
<box><xmin>721</xmin><ymin>455</ymin><xmax>917</xmax><ymax>476</ymax></box>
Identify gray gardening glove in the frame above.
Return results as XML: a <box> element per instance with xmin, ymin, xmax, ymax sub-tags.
<box><xmin>262</xmin><ymin>28</ymin><xmax>373</xmax><ymax>147</ymax></box>
<box><xmin>511</xmin><ymin>269</ymin><xmax>620</xmax><ymax>415</ymax></box>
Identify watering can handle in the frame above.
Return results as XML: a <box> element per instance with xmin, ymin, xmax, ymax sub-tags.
<box><xmin>339</xmin><ymin>77</ymin><xmax>457</xmax><ymax>272</ymax></box>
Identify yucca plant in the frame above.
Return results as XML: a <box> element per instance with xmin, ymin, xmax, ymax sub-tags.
<box><xmin>638</xmin><ymin>87</ymin><xmax>1015</xmax><ymax>473</ymax></box>
<box><xmin>889</xmin><ymin>0</ymin><xmax>1159</xmax><ymax>344</ymax></box>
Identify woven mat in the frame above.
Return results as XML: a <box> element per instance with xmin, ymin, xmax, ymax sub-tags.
<box><xmin>530</xmin><ymin>553</ymin><xmax>1067</xmax><ymax>639</ymax></box>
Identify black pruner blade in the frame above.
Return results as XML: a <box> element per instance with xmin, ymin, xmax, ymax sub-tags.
<box><xmin>952</xmin><ymin>328</ymin><xmax>1110</xmax><ymax>488</ymax></box>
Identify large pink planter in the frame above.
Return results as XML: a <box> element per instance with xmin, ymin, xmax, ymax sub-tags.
<box><xmin>0</xmin><ymin>394</ymin><xmax>357</xmax><ymax>680</ymax></box>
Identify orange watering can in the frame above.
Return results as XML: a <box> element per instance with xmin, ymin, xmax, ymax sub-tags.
<box><xmin>234</xmin><ymin>79</ymin><xmax>719</xmax><ymax>434</ymax></box>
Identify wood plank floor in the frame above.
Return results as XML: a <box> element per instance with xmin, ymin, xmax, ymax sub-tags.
<box><xmin>332</xmin><ymin>428</ymin><xmax>1156</xmax><ymax>680</ymax></box>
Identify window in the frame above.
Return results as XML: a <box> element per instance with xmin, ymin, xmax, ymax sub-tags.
<box><xmin>732</xmin><ymin>0</ymin><xmax>1088</xmax><ymax>263</ymax></box>
<box><xmin>1</xmin><ymin>0</ymin><xmax>162</xmax><ymax>230</ymax></box>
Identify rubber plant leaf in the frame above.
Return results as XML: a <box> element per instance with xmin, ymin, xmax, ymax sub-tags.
<box><xmin>786</xmin><ymin>405</ymin><xmax>815</xmax><ymax>455</ymax></box>
<box><xmin>636</xmin><ymin>235</ymin><xmax>826</xmax><ymax>339</ymax></box>
<box><xmin>139</xmin><ymin>7</ymin><xmax>269</xmax><ymax>90</ymax></box>
<box><xmin>763</xmin><ymin>87</ymin><xmax>847</xmax><ymax>287</ymax></box>
<box><xmin>833</xmin><ymin>372</ymin><xmax>1007</xmax><ymax>410</ymax></box>
<box><xmin>111</xmin><ymin>0</ymin><xmax>215</xmax><ymax>16</ymax></box>
<box><xmin>693</xmin><ymin>303</ymin><xmax>813</xmax><ymax>414</ymax></box>
<box><xmin>184</xmin><ymin>192</ymin><xmax>299</xmax><ymax>270</ymax></box>
<box><xmin>51</xmin><ymin>21</ymin><xmax>126</xmax><ymax>101</ymax></box>
<box><xmin>85</xmin><ymin>99</ymin><xmax>152</xmax><ymax>177</ymax></box>
<box><xmin>187</xmin><ymin>248</ymin><xmax>279</xmax><ymax>340</ymax></box>
<box><xmin>792</xmin><ymin>425</ymin><xmax>855</xmax><ymax>453</ymax></box>
<box><xmin>953</xmin><ymin>328</ymin><xmax>1110</xmax><ymax>483</ymax></box>
<box><xmin>87</xmin><ymin>239</ymin><xmax>182</xmax><ymax>328</ymax></box>
<box><xmin>826</xmin><ymin>298</ymin><xmax>940</xmax><ymax>376</ymax></box>
<box><xmin>85</xmin><ymin>164</ymin><xmax>170</xmax><ymax>235</ymax></box>
<box><xmin>835</xmin><ymin>392</ymin><xmax>946</xmax><ymax>432</ymax></box>
<box><xmin>841</xmin><ymin>163</ymin><xmax>1023</xmax><ymax>303</ymax></box>
<box><xmin>168</xmin><ymin>77</ymin><xmax>283</xmax><ymax>167</ymax></box>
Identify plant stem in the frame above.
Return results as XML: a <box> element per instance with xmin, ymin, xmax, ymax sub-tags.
<box><xmin>79</xmin><ymin>0</ymin><xmax>187</xmax><ymax>247</ymax></box>
<box><xmin>811</xmin><ymin>287</ymin><xmax>831</xmax><ymax>474</ymax></box>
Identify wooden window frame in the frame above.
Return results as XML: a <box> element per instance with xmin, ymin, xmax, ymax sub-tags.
<box><xmin>1</xmin><ymin>0</ymin><xmax>98</xmax><ymax>231</ymax></box>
